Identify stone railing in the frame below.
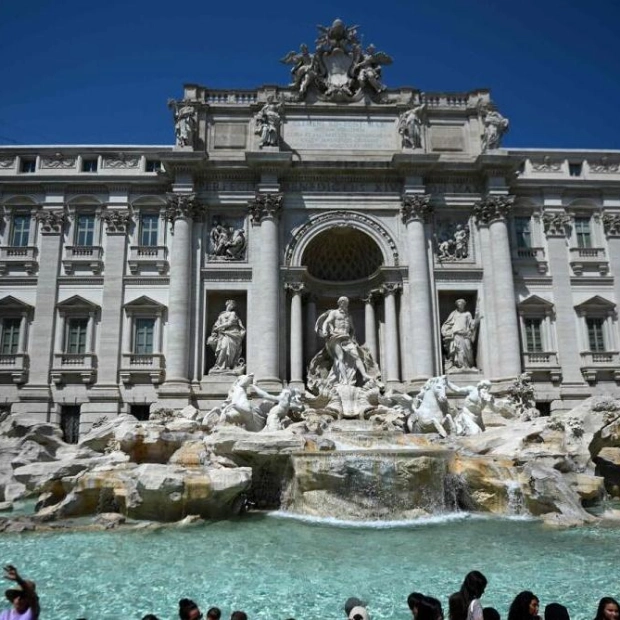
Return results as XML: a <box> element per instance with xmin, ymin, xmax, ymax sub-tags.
<box><xmin>120</xmin><ymin>353</ymin><xmax>165</xmax><ymax>385</ymax></box>
<box><xmin>0</xmin><ymin>353</ymin><xmax>28</xmax><ymax>383</ymax></box>
<box><xmin>51</xmin><ymin>352</ymin><xmax>97</xmax><ymax>384</ymax></box>
<box><xmin>512</xmin><ymin>246</ymin><xmax>548</xmax><ymax>274</ymax></box>
<box><xmin>63</xmin><ymin>246</ymin><xmax>104</xmax><ymax>275</ymax></box>
<box><xmin>0</xmin><ymin>246</ymin><xmax>38</xmax><ymax>275</ymax></box>
<box><xmin>523</xmin><ymin>351</ymin><xmax>559</xmax><ymax>366</ymax></box>
<box><xmin>204</xmin><ymin>91</ymin><xmax>258</xmax><ymax>105</ymax></box>
<box><xmin>569</xmin><ymin>247</ymin><xmax>608</xmax><ymax>275</ymax></box>
<box><xmin>128</xmin><ymin>245</ymin><xmax>169</xmax><ymax>275</ymax></box>
<box><xmin>580</xmin><ymin>351</ymin><xmax>619</xmax><ymax>365</ymax></box>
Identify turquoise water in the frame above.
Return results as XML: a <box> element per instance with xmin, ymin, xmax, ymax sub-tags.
<box><xmin>0</xmin><ymin>513</ymin><xmax>618</xmax><ymax>620</ymax></box>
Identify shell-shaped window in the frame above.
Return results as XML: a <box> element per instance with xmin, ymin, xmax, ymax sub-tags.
<box><xmin>302</xmin><ymin>227</ymin><xmax>383</xmax><ymax>282</ymax></box>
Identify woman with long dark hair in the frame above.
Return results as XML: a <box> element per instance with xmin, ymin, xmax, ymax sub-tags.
<box><xmin>594</xmin><ymin>598</ymin><xmax>619</xmax><ymax>620</ymax></box>
<box><xmin>449</xmin><ymin>571</ymin><xmax>488</xmax><ymax>620</ymax></box>
<box><xmin>508</xmin><ymin>592</ymin><xmax>540</xmax><ymax>620</ymax></box>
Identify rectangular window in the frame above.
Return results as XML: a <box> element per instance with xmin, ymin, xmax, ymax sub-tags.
<box><xmin>1</xmin><ymin>318</ymin><xmax>21</xmax><ymax>355</ymax></box>
<box><xmin>514</xmin><ymin>217</ymin><xmax>532</xmax><ymax>249</ymax></box>
<box><xmin>586</xmin><ymin>317</ymin><xmax>606</xmax><ymax>352</ymax></box>
<box><xmin>130</xmin><ymin>404</ymin><xmax>151</xmax><ymax>421</ymax></box>
<box><xmin>20</xmin><ymin>158</ymin><xmax>36</xmax><ymax>173</ymax></box>
<box><xmin>60</xmin><ymin>405</ymin><xmax>81</xmax><ymax>444</ymax></box>
<box><xmin>66</xmin><ymin>318</ymin><xmax>88</xmax><ymax>354</ymax></box>
<box><xmin>569</xmin><ymin>163</ymin><xmax>582</xmax><ymax>177</ymax></box>
<box><xmin>524</xmin><ymin>318</ymin><xmax>543</xmax><ymax>352</ymax></box>
<box><xmin>140</xmin><ymin>214</ymin><xmax>159</xmax><ymax>246</ymax></box>
<box><xmin>574</xmin><ymin>217</ymin><xmax>592</xmax><ymax>248</ymax></box>
<box><xmin>134</xmin><ymin>318</ymin><xmax>155</xmax><ymax>354</ymax></box>
<box><xmin>81</xmin><ymin>158</ymin><xmax>98</xmax><ymax>173</ymax></box>
<box><xmin>145</xmin><ymin>160</ymin><xmax>161</xmax><ymax>173</ymax></box>
<box><xmin>75</xmin><ymin>214</ymin><xmax>95</xmax><ymax>246</ymax></box>
<box><xmin>11</xmin><ymin>214</ymin><xmax>30</xmax><ymax>247</ymax></box>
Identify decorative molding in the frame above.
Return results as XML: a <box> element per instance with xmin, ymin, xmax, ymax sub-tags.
<box><xmin>40</xmin><ymin>154</ymin><xmax>76</xmax><ymax>169</ymax></box>
<box><xmin>284</xmin><ymin>282</ymin><xmax>305</xmax><ymax>294</ymax></box>
<box><xmin>201</xmin><ymin>268</ymin><xmax>252</xmax><ymax>282</ymax></box>
<box><xmin>472</xmin><ymin>195</ymin><xmax>514</xmax><ymax>226</ymax></box>
<box><xmin>602</xmin><ymin>213</ymin><xmax>620</xmax><ymax>238</ymax></box>
<box><xmin>248</xmin><ymin>192</ymin><xmax>283</xmax><ymax>224</ymax></box>
<box><xmin>35</xmin><ymin>209</ymin><xmax>67</xmax><ymax>233</ymax></box>
<box><xmin>0</xmin><ymin>156</ymin><xmax>16</xmax><ymax>169</ymax></box>
<box><xmin>588</xmin><ymin>157</ymin><xmax>619</xmax><ymax>174</ymax></box>
<box><xmin>102</xmin><ymin>154</ymin><xmax>140</xmax><ymax>169</ymax></box>
<box><xmin>401</xmin><ymin>194</ymin><xmax>433</xmax><ymax>224</ymax></box>
<box><xmin>531</xmin><ymin>157</ymin><xmax>563</xmax><ymax>172</ymax></box>
<box><xmin>101</xmin><ymin>209</ymin><xmax>132</xmax><ymax>233</ymax></box>
<box><xmin>284</xmin><ymin>210</ymin><xmax>399</xmax><ymax>267</ymax></box>
<box><xmin>542</xmin><ymin>210</ymin><xmax>571</xmax><ymax>237</ymax></box>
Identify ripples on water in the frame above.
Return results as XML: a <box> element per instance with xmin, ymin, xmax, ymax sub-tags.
<box><xmin>0</xmin><ymin>513</ymin><xmax>618</xmax><ymax>620</ymax></box>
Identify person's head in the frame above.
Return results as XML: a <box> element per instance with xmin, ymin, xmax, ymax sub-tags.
<box><xmin>179</xmin><ymin>598</ymin><xmax>202</xmax><ymax>620</ymax></box>
<box><xmin>595</xmin><ymin>598</ymin><xmax>620</xmax><ymax>620</ymax></box>
<box><xmin>225</xmin><ymin>299</ymin><xmax>236</xmax><ymax>310</ymax></box>
<box><xmin>207</xmin><ymin>608</ymin><xmax>222</xmax><ymax>620</ymax></box>
<box><xmin>142</xmin><ymin>616</ymin><xmax>161</xmax><ymax>620</ymax></box>
<box><xmin>338</xmin><ymin>296</ymin><xmax>350</xmax><ymax>310</ymax></box>
<box><xmin>460</xmin><ymin>571</ymin><xmax>487</xmax><ymax>602</ymax></box>
<box><xmin>5</xmin><ymin>581</ymin><xmax>35</xmax><ymax>614</ymax></box>
<box><xmin>455</xmin><ymin>299</ymin><xmax>467</xmax><ymax>311</ymax></box>
<box><xmin>483</xmin><ymin>608</ymin><xmax>501</xmax><ymax>620</ymax></box>
<box><xmin>508</xmin><ymin>592</ymin><xmax>539</xmax><ymax>620</ymax></box>
<box><xmin>231</xmin><ymin>612</ymin><xmax>248</xmax><ymax>620</ymax></box>
<box><xmin>416</xmin><ymin>598</ymin><xmax>439</xmax><ymax>620</ymax></box>
<box><xmin>424</xmin><ymin>596</ymin><xmax>444</xmax><ymax>620</ymax></box>
<box><xmin>349</xmin><ymin>607</ymin><xmax>370</xmax><ymax>620</ymax></box>
<box><xmin>345</xmin><ymin>598</ymin><xmax>366</xmax><ymax>616</ymax></box>
<box><xmin>408</xmin><ymin>593</ymin><xmax>425</xmax><ymax>617</ymax></box>
<box><xmin>545</xmin><ymin>604</ymin><xmax>569</xmax><ymax>620</ymax></box>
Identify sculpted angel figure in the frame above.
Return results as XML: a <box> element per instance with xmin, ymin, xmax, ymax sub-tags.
<box><xmin>398</xmin><ymin>102</ymin><xmax>427</xmax><ymax>149</ymax></box>
<box><xmin>254</xmin><ymin>99</ymin><xmax>282</xmax><ymax>148</ymax></box>
<box><xmin>281</xmin><ymin>44</ymin><xmax>317</xmax><ymax>96</ymax></box>
<box><xmin>352</xmin><ymin>44</ymin><xmax>392</xmax><ymax>93</ymax></box>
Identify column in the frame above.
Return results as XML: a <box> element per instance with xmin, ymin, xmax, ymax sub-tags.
<box><xmin>401</xmin><ymin>194</ymin><xmax>434</xmax><ymax>379</ymax></box>
<box><xmin>363</xmin><ymin>293</ymin><xmax>377</xmax><ymax>361</ymax></box>
<box><xmin>542</xmin><ymin>209</ymin><xmax>584</xmax><ymax>384</ymax></box>
<box><xmin>248</xmin><ymin>192</ymin><xmax>282</xmax><ymax>386</ymax></box>
<box><xmin>287</xmin><ymin>283</ymin><xmax>304</xmax><ymax>385</ymax></box>
<box><xmin>96</xmin><ymin>209</ymin><xmax>132</xmax><ymax>386</ymax></box>
<box><xmin>18</xmin><ymin>314</ymin><xmax>27</xmax><ymax>353</ymax></box>
<box><xmin>382</xmin><ymin>283</ymin><xmax>401</xmax><ymax>383</ymax></box>
<box><xmin>162</xmin><ymin>193</ymin><xmax>199</xmax><ymax>389</ymax></box>
<box><xmin>305</xmin><ymin>294</ymin><xmax>317</xmax><ymax>364</ymax></box>
<box><xmin>473</xmin><ymin>195</ymin><xmax>521</xmax><ymax>377</ymax></box>
<box><xmin>602</xmin><ymin>213</ymin><xmax>620</xmax><ymax>322</ymax></box>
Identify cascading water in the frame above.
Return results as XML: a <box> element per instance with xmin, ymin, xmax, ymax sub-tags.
<box><xmin>505</xmin><ymin>479</ymin><xmax>526</xmax><ymax>516</ymax></box>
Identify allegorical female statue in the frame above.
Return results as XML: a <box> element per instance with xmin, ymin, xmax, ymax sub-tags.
<box><xmin>207</xmin><ymin>300</ymin><xmax>246</xmax><ymax>373</ymax></box>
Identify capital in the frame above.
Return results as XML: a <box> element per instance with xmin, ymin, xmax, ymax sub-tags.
<box><xmin>101</xmin><ymin>209</ymin><xmax>133</xmax><ymax>234</ymax></box>
<box><xmin>285</xmin><ymin>282</ymin><xmax>305</xmax><ymax>295</ymax></box>
<box><xmin>381</xmin><ymin>282</ymin><xmax>402</xmax><ymax>295</ymax></box>
<box><xmin>473</xmin><ymin>194</ymin><xmax>514</xmax><ymax>226</ymax></box>
<box><xmin>401</xmin><ymin>194</ymin><xmax>432</xmax><ymax>224</ymax></box>
<box><xmin>248</xmin><ymin>192</ymin><xmax>283</xmax><ymax>224</ymax></box>
<box><xmin>602</xmin><ymin>213</ymin><xmax>620</xmax><ymax>238</ymax></box>
<box><xmin>164</xmin><ymin>193</ymin><xmax>201</xmax><ymax>225</ymax></box>
<box><xmin>542</xmin><ymin>210</ymin><xmax>570</xmax><ymax>237</ymax></box>
<box><xmin>35</xmin><ymin>209</ymin><xmax>67</xmax><ymax>234</ymax></box>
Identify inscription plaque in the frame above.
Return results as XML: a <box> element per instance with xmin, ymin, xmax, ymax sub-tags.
<box><xmin>430</xmin><ymin>125</ymin><xmax>465</xmax><ymax>152</ymax></box>
<box><xmin>213</xmin><ymin>123</ymin><xmax>248</xmax><ymax>148</ymax></box>
<box><xmin>284</xmin><ymin>119</ymin><xmax>396</xmax><ymax>151</ymax></box>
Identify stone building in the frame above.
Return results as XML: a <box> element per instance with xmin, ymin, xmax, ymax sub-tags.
<box><xmin>1</xmin><ymin>20</ymin><xmax>619</xmax><ymax>439</ymax></box>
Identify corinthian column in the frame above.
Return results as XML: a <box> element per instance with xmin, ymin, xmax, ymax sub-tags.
<box><xmin>248</xmin><ymin>192</ymin><xmax>282</xmax><ymax>386</ymax></box>
<box><xmin>162</xmin><ymin>193</ymin><xmax>200</xmax><ymax>389</ymax></box>
<box><xmin>473</xmin><ymin>194</ymin><xmax>521</xmax><ymax>377</ymax></box>
<box><xmin>286</xmin><ymin>283</ymin><xmax>304</xmax><ymax>385</ymax></box>
<box><xmin>382</xmin><ymin>283</ymin><xmax>402</xmax><ymax>384</ymax></box>
<box><xmin>401</xmin><ymin>194</ymin><xmax>434</xmax><ymax>380</ymax></box>
<box><xmin>363</xmin><ymin>292</ymin><xmax>378</xmax><ymax>361</ymax></box>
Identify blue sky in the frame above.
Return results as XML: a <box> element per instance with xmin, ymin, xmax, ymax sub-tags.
<box><xmin>1</xmin><ymin>0</ymin><xmax>619</xmax><ymax>149</ymax></box>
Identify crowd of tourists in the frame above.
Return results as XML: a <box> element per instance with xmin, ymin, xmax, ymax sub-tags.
<box><xmin>0</xmin><ymin>566</ymin><xmax>618</xmax><ymax>620</ymax></box>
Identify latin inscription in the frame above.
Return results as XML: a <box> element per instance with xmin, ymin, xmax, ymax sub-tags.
<box><xmin>284</xmin><ymin>119</ymin><xmax>396</xmax><ymax>150</ymax></box>
<box><xmin>213</xmin><ymin>123</ymin><xmax>248</xmax><ymax>148</ymax></box>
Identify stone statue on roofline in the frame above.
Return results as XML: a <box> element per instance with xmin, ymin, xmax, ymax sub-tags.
<box><xmin>398</xmin><ymin>102</ymin><xmax>427</xmax><ymax>149</ymax></box>
<box><xmin>168</xmin><ymin>99</ymin><xmax>197</xmax><ymax>148</ymax></box>
<box><xmin>477</xmin><ymin>99</ymin><xmax>509</xmax><ymax>151</ymax></box>
<box><xmin>254</xmin><ymin>98</ymin><xmax>283</xmax><ymax>148</ymax></box>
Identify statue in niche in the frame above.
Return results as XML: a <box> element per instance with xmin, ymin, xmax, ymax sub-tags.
<box><xmin>169</xmin><ymin>101</ymin><xmax>196</xmax><ymax>148</ymax></box>
<box><xmin>436</xmin><ymin>223</ymin><xmax>470</xmax><ymax>261</ymax></box>
<box><xmin>207</xmin><ymin>300</ymin><xmax>246</xmax><ymax>374</ymax></box>
<box><xmin>478</xmin><ymin>101</ymin><xmax>509</xmax><ymax>151</ymax></box>
<box><xmin>280</xmin><ymin>44</ymin><xmax>318</xmax><ymax>97</ymax></box>
<box><xmin>254</xmin><ymin>99</ymin><xmax>282</xmax><ymax>148</ymax></box>
<box><xmin>398</xmin><ymin>102</ymin><xmax>427</xmax><ymax>149</ymax></box>
<box><xmin>307</xmin><ymin>296</ymin><xmax>380</xmax><ymax>391</ymax></box>
<box><xmin>209</xmin><ymin>220</ymin><xmax>246</xmax><ymax>261</ymax></box>
<box><xmin>441</xmin><ymin>299</ymin><xmax>481</xmax><ymax>372</ymax></box>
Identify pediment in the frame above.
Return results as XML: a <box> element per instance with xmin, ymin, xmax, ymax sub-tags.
<box><xmin>574</xmin><ymin>295</ymin><xmax>616</xmax><ymax>312</ymax></box>
<box><xmin>124</xmin><ymin>295</ymin><xmax>166</xmax><ymax>310</ymax></box>
<box><xmin>0</xmin><ymin>295</ymin><xmax>34</xmax><ymax>312</ymax></box>
<box><xmin>57</xmin><ymin>295</ymin><xmax>100</xmax><ymax>310</ymax></box>
<box><xmin>518</xmin><ymin>295</ymin><xmax>554</xmax><ymax>311</ymax></box>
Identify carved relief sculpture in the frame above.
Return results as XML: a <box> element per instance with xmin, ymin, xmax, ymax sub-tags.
<box><xmin>35</xmin><ymin>209</ymin><xmax>67</xmax><ymax>233</ymax></box>
<box><xmin>435</xmin><ymin>222</ymin><xmax>470</xmax><ymax>261</ymax></box>
<box><xmin>101</xmin><ymin>210</ymin><xmax>132</xmax><ymax>233</ymax></box>
<box><xmin>398</xmin><ymin>102</ymin><xmax>427</xmax><ymax>149</ymax></box>
<box><xmin>209</xmin><ymin>218</ymin><xmax>247</xmax><ymax>260</ymax></box>
<box><xmin>207</xmin><ymin>300</ymin><xmax>246</xmax><ymax>374</ymax></box>
<box><xmin>477</xmin><ymin>100</ymin><xmax>509</xmax><ymax>151</ymax></box>
<box><xmin>254</xmin><ymin>98</ymin><xmax>282</xmax><ymax>148</ymax></box>
<box><xmin>542</xmin><ymin>210</ymin><xmax>570</xmax><ymax>237</ymax></box>
<box><xmin>441</xmin><ymin>298</ymin><xmax>481</xmax><ymax>373</ymax></box>
<box><xmin>168</xmin><ymin>100</ymin><xmax>197</xmax><ymax>148</ymax></box>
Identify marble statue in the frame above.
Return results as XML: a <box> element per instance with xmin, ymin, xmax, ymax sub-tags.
<box><xmin>441</xmin><ymin>299</ymin><xmax>481</xmax><ymax>372</ymax></box>
<box><xmin>209</xmin><ymin>222</ymin><xmax>246</xmax><ymax>260</ymax></box>
<box><xmin>398</xmin><ymin>102</ymin><xmax>427</xmax><ymax>149</ymax></box>
<box><xmin>447</xmin><ymin>378</ymin><xmax>502</xmax><ymax>435</ymax></box>
<box><xmin>352</xmin><ymin>44</ymin><xmax>391</xmax><ymax>94</ymax></box>
<box><xmin>170</xmin><ymin>101</ymin><xmax>196</xmax><ymax>148</ymax></box>
<box><xmin>207</xmin><ymin>300</ymin><xmax>246</xmax><ymax>373</ymax></box>
<box><xmin>280</xmin><ymin>44</ymin><xmax>317</xmax><ymax>97</ymax></box>
<box><xmin>316</xmin><ymin>296</ymin><xmax>371</xmax><ymax>386</ymax></box>
<box><xmin>405</xmin><ymin>375</ymin><xmax>455</xmax><ymax>437</ymax></box>
<box><xmin>478</xmin><ymin>102</ymin><xmax>509</xmax><ymax>151</ymax></box>
<box><xmin>505</xmin><ymin>372</ymin><xmax>540</xmax><ymax>421</ymax></box>
<box><xmin>437</xmin><ymin>224</ymin><xmax>469</xmax><ymax>261</ymax></box>
<box><xmin>263</xmin><ymin>386</ymin><xmax>305</xmax><ymax>431</ymax></box>
<box><xmin>254</xmin><ymin>99</ymin><xmax>282</xmax><ymax>148</ymax></box>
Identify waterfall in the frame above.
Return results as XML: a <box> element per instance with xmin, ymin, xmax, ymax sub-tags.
<box><xmin>505</xmin><ymin>479</ymin><xmax>525</xmax><ymax>516</ymax></box>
